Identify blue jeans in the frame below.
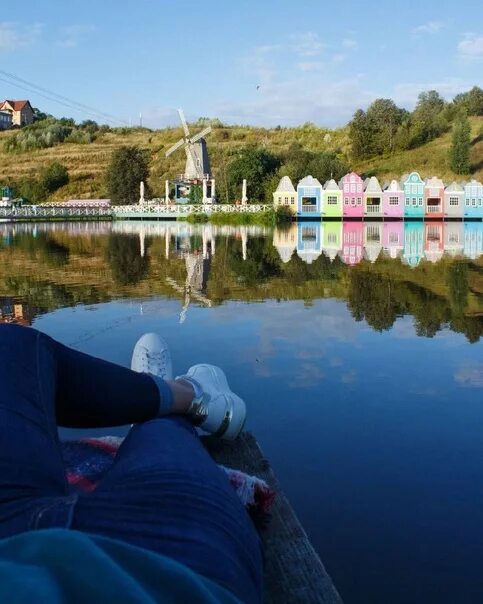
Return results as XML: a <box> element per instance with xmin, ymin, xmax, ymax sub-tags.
<box><xmin>0</xmin><ymin>324</ymin><xmax>262</xmax><ymax>603</ymax></box>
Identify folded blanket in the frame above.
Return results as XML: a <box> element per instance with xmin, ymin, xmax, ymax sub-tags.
<box><xmin>61</xmin><ymin>437</ymin><xmax>275</xmax><ymax>516</ymax></box>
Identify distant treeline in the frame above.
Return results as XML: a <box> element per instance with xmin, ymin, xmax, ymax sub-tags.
<box><xmin>349</xmin><ymin>86</ymin><xmax>483</xmax><ymax>160</ymax></box>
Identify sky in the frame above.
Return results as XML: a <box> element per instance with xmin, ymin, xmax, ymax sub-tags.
<box><xmin>0</xmin><ymin>0</ymin><xmax>482</xmax><ymax>129</ymax></box>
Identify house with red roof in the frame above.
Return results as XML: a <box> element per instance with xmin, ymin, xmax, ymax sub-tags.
<box><xmin>0</xmin><ymin>100</ymin><xmax>34</xmax><ymax>127</ymax></box>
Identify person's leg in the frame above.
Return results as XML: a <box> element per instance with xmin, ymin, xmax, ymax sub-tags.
<box><xmin>0</xmin><ymin>324</ymin><xmax>70</xmax><ymax>536</ymax></box>
<box><xmin>73</xmin><ymin>417</ymin><xmax>263</xmax><ymax>604</ymax></box>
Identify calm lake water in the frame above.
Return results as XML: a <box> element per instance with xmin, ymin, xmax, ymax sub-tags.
<box><xmin>1</xmin><ymin>220</ymin><xmax>483</xmax><ymax>604</ymax></box>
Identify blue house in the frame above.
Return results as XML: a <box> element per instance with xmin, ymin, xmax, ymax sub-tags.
<box><xmin>464</xmin><ymin>180</ymin><xmax>483</xmax><ymax>220</ymax></box>
<box><xmin>402</xmin><ymin>172</ymin><xmax>425</xmax><ymax>219</ymax></box>
<box><xmin>297</xmin><ymin>175</ymin><xmax>323</xmax><ymax>218</ymax></box>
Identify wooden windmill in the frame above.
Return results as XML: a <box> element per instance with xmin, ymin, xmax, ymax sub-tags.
<box><xmin>165</xmin><ymin>109</ymin><xmax>212</xmax><ymax>181</ymax></box>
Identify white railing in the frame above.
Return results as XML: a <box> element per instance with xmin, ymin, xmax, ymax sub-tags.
<box><xmin>366</xmin><ymin>205</ymin><xmax>381</xmax><ymax>214</ymax></box>
<box><xmin>301</xmin><ymin>205</ymin><xmax>318</xmax><ymax>213</ymax></box>
<box><xmin>427</xmin><ymin>205</ymin><xmax>441</xmax><ymax>213</ymax></box>
<box><xmin>0</xmin><ymin>206</ymin><xmax>112</xmax><ymax>219</ymax></box>
<box><xmin>112</xmin><ymin>204</ymin><xmax>272</xmax><ymax>218</ymax></box>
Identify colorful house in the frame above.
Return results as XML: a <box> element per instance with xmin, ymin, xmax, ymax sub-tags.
<box><xmin>340</xmin><ymin>221</ymin><xmax>363</xmax><ymax>265</ymax></box>
<box><xmin>321</xmin><ymin>222</ymin><xmax>342</xmax><ymax>260</ymax></box>
<box><xmin>424</xmin><ymin>177</ymin><xmax>445</xmax><ymax>220</ymax></box>
<box><xmin>272</xmin><ymin>223</ymin><xmax>297</xmax><ymax>263</ymax></box>
<box><xmin>464</xmin><ymin>180</ymin><xmax>483</xmax><ymax>220</ymax></box>
<box><xmin>383</xmin><ymin>222</ymin><xmax>404</xmax><ymax>259</ymax></box>
<box><xmin>297</xmin><ymin>176</ymin><xmax>323</xmax><ymax>218</ymax></box>
<box><xmin>444</xmin><ymin>222</ymin><xmax>464</xmax><ymax>257</ymax></box>
<box><xmin>464</xmin><ymin>222</ymin><xmax>483</xmax><ymax>259</ymax></box>
<box><xmin>364</xmin><ymin>177</ymin><xmax>383</xmax><ymax>219</ymax></box>
<box><xmin>402</xmin><ymin>172</ymin><xmax>425</xmax><ymax>219</ymax></box>
<box><xmin>402</xmin><ymin>222</ymin><xmax>424</xmax><ymax>266</ymax></box>
<box><xmin>424</xmin><ymin>222</ymin><xmax>444</xmax><ymax>263</ymax></box>
<box><xmin>383</xmin><ymin>180</ymin><xmax>404</xmax><ymax>220</ymax></box>
<box><xmin>340</xmin><ymin>172</ymin><xmax>364</xmax><ymax>219</ymax></box>
<box><xmin>322</xmin><ymin>179</ymin><xmax>343</xmax><ymax>219</ymax></box>
<box><xmin>444</xmin><ymin>182</ymin><xmax>465</xmax><ymax>220</ymax></box>
<box><xmin>297</xmin><ymin>222</ymin><xmax>322</xmax><ymax>263</ymax></box>
<box><xmin>363</xmin><ymin>222</ymin><xmax>383</xmax><ymax>262</ymax></box>
<box><xmin>273</xmin><ymin>176</ymin><xmax>296</xmax><ymax>214</ymax></box>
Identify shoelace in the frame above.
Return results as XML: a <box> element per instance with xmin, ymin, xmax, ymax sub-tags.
<box><xmin>139</xmin><ymin>349</ymin><xmax>169</xmax><ymax>377</ymax></box>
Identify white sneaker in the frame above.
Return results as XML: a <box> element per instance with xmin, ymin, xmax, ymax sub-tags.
<box><xmin>131</xmin><ymin>333</ymin><xmax>173</xmax><ymax>380</ymax></box>
<box><xmin>176</xmin><ymin>364</ymin><xmax>246</xmax><ymax>440</ymax></box>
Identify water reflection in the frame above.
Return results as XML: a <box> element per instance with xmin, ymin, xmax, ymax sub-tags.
<box><xmin>0</xmin><ymin>220</ymin><xmax>482</xmax><ymax>342</ymax></box>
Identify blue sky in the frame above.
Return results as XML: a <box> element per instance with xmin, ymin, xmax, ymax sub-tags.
<box><xmin>0</xmin><ymin>0</ymin><xmax>482</xmax><ymax>128</ymax></box>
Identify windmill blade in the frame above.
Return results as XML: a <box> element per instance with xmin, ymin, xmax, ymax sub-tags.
<box><xmin>178</xmin><ymin>108</ymin><xmax>190</xmax><ymax>138</ymax></box>
<box><xmin>190</xmin><ymin>126</ymin><xmax>212</xmax><ymax>144</ymax></box>
<box><xmin>165</xmin><ymin>138</ymin><xmax>185</xmax><ymax>157</ymax></box>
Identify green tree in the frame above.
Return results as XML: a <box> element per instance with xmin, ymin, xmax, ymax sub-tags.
<box><xmin>453</xmin><ymin>86</ymin><xmax>483</xmax><ymax>116</ymax></box>
<box><xmin>449</xmin><ymin>113</ymin><xmax>471</xmax><ymax>174</ymax></box>
<box><xmin>105</xmin><ymin>146</ymin><xmax>151</xmax><ymax>205</ymax></box>
<box><xmin>349</xmin><ymin>109</ymin><xmax>372</xmax><ymax>159</ymax></box>
<box><xmin>40</xmin><ymin>162</ymin><xmax>69</xmax><ymax>193</ymax></box>
<box><xmin>365</xmin><ymin>99</ymin><xmax>407</xmax><ymax>154</ymax></box>
<box><xmin>410</xmin><ymin>90</ymin><xmax>448</xmax><ymax>146</ymax></box>
<box><xmin>307</xmin><ymin>152</ymin><xmax>348</xmax><ymax>184</ymax></box>
<box><xmin>188</xmin><ymin>184</ymin><xmax>203</xmax><ymax>204</ymax></box>
<box><xmin>226</xmin><ymin>147</ymin><xmax>280</xmax><ymax>202</ymax></box>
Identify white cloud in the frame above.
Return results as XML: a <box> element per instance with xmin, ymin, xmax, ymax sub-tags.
<box><xmin>289</xmin><ymin>32</ymin><xmax>325</xmax><ymax>57</ymax></box>
<box><xmin>58</xmin><ymin>24</ymin><xmax>96</xmax><ymax>48</ymax></box>
<box><xmin>412</xmin><ymin>21</ymin><xmax>445</xmax><ymax>35</ymax></box>
<box><xmin>332</xmin><ymin>53</ymin><xmax>345</xmax><ymax>63</ymax></box>
<box><xmin>0</xmin><ymin>22</ymin><xmax>42</xmax><ymax>51</ymax></box>
<box><xmin>454</xmin><ymin>365</ymin><xmax>483</xmax><ymax>388</ymax></box>
<box><xmin>342</xmin><ymin>38</ymin><xmax>358</xmax><ymax>49</ymax></box>
<box><xmin>457</xmin><ymin>33</ymin><xmax>483</xmax><ymax>58</ymax></box>
<box><xmin>296</xmin><ymin>61</ymin><xmax>323</xmax><ymax>72</ymax></box>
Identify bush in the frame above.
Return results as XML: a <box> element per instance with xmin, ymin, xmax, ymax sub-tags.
<box><xmin>40</xmin><ymin>162</ymin><xmax>69</xmax><ymax>193</ymax></box>
<box><xmin>187</xmin><ymin>213</ymin><xmax>209</xmax><ymax>223</ymax></box>
<box><xmin>105</xmin><ymin>146</ymin><xmax>150</xmax><ymax>205</ymax></box>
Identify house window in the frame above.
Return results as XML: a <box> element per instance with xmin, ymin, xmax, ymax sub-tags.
<box><xmin>357</xmin><ymin>197</ymin><xmax>362</xmax><ymax>205</ymax></box>
<box><xmin>389</xmin><ymin>232</ymin><xmax>399</xmax><ymax>244</ymax></box>
<box><xmin>350</xmin><ymin>183</ymin><xmax>356</xmax><ymax>193</ymax></box>
<box><xmin>449</xmin><ymin>197</ymin><xmax>459</xmax><ymax>206</ymax></box>
<box><xmin>327</xmin><ymin>196</ymin><xmax>337</xmax><ymax>205</ymax></box>
<box><xmin>389</xmin><ymin>196</ymin><xmax>399</xmax><ymax>206</ymax></box>
<box><xmin>344</xmin><ymin>197</ymin><xmax>349</xmax><ymax>205</ymax></box>
<box><xmin>405</xmin><ymin>197</ymin><xmax>410</xmax><ymax>206</ymax></box>
<box><xmin>284</xmin><ymin>197</ymin><xmax>289</xmax><ymax>205</ymax></box>
<box><xmin>412</xmin><ymin>198</ymin><xmax>417</xmax><ymax>206</ymax></box>
<box><xmin>291</xmin><ymin>197</ymin><xmax>295</xmax><ymax>205</ymax></box>
<box><xmin>419</xmin><ymin>198</ymin><xmax>423</xmax><ymax>206</ymax></box>
<box><xmin>328</xmin><ymin>233</ymin><xmax>337</xmax><ymax>244</ymax></box>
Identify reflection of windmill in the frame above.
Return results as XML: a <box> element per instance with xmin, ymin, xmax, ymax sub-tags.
<box><xmin>165</xmin><ymin>109</ymin><xmax>216</xmax><ymax>204</ymax></box>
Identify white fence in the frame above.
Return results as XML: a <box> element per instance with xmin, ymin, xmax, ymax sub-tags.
<box><xmin>112</xmin><ymin>204</ymin><xmax>272</xmax><ymax>218</ymax></box>
<box><xmin>0</xmin><ymin>206</ymin><xmax>112</xmax><ymax>219</ymax></box>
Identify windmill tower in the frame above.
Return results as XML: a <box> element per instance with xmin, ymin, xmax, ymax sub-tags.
<box><xmin>165</xmin><ymin>109</ymin><xmax>216</xmax><ymax>204</ymax></box>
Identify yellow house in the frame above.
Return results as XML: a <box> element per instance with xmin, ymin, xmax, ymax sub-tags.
<box><xmin>273</xmin><ymin>176</ymin><xmax>296</xmax><ymax>213</ymax></box>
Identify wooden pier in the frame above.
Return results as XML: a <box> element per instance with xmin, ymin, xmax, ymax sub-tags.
<box><xmin>204</xmin><ymin>433</ymin><xmax>343</xmax><ymax>604</ymax></box>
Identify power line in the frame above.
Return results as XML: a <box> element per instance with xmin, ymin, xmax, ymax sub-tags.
<box><xmin>0</xmin><ymin>69</ymin><xmax>129</xmax><ymax>126</ymax></box>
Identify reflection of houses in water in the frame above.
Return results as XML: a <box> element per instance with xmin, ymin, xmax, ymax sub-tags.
<box><xmin>363</xmin><ymin>222</ymin><xmax>383</xmax><ymax>263</ymax></box>
<box><xmin>0</xmin><ymin>299</ymin><xmax>33</xmax><ymax>325</ymax></box>
<box><xmin>464</xmin><ymin>222</ymin><xmax>483</xmax><ymax>260</ymax></box>
<box><xmin>321</xmin><ymin>222</ymin><xmax>342</xmax><ymax>261</ymax></box>
<box><xmin>383</xmin><ymin>222</ymin><xmax>404</xmax><ymax>259</ymax></box>
<box><xmin>297</xmin><ymin>222</ymin><xmax>322</xmax><ymax>263</ymax></box>
<box><xmin>272</xmin><ymin>224</ymin><xmax>297</xmax><ymax>263</ymax></box>
<box><xmin>402</xmin><ymin>222</ymin><xmax>424</xmax><ymax>267</ymax></box>
<box><xmin>341</xmin><ymin>222</ymin><xmax>363</xmax><ymax>265</ymax></box>
<box><xmin>424</xmin><ymin>223</ymin><xmax>444</xmax><ymax>263</ymax></box>
<box><xmin>444</xmin><ymin>223</ymin><xmax>464</xmax><ymax>257</ymax></box>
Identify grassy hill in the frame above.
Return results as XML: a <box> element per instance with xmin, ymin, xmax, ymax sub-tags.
<box><xmin>0</xmin><ymin>117</ymin><xmax>481</xmax><ymax>201</ymax></box>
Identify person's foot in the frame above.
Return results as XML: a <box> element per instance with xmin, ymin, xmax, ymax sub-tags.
<box><xmin>131</xmin><ymin>333</ymin><xmax>173</xmax><ymax>380</ymax></box>
<box><xmin>176</xmin><ymin>364</ymin><xmax>246</xmax><ymax>440</ymax></box>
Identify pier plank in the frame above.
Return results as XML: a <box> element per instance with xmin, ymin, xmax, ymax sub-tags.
<box><xmin>203</xmin><ymin>433</ymin><xmax>343</xmax><ymax>604</ymax></box>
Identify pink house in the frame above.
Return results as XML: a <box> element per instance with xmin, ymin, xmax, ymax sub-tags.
<box><xmin>383</xmin><ymin>222</ymin><xmax>404</xmax><ymax>259</ymax></box>
<box><xmin>340</xmin><ymin>221</ymin><xmax>364</xmax><ymax>265</ymax></box>
<box><xmin>383</xmin><ymin>180</ymin><xmax>404</xmax><ymax>220</ymax></box>
<box><xmin>340</xmin><ymin>172</ymin><xmax>364</xmax><ymax>219</ymax></box>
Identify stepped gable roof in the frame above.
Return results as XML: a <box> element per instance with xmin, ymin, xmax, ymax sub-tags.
<box><xmin>445</xmin><ymin>181</ymin><xmax>464</xmax><ymax>193</ymax></box>
<box><xmin>425</xmin><ymin>176</ymin><xmax>445</xmax><ymax>188</ymax></box>
<box><xmin>1</xmin><ymin>100</ymin><xmax>30</xmax><ymax>111</ymax></box>
<box><xmin>275</xmin><ymin>176</ymin><xmax>296</xmax><ymax>193</ymax></box>
<box><xmin>298</xmin><ymin>175</ymin><xmax>322</xmax><ymax>188</ymax></box>
<box><xmin>324</xmin><ymin>179</ymin><xmax>340</xmax><ymax>191</ymax></box>
<box><xmin>364</xmin><ymin>176</ymin><xmax>382</xmax><ymax>194</ymax></box>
